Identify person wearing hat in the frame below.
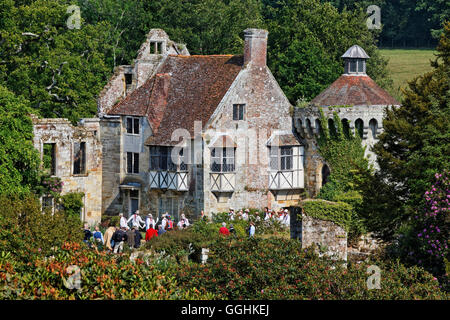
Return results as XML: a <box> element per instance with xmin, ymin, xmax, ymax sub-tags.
<box><xmin>127</xmin><ymin>210</ymin><xmax>146</xmax><ymax>230</ymax></box>
<box><xmin>119</xmin><ymin>213</ymin><xmax>128</xmax><ymax>230</ymax></box>
<box><xmin>145</xmin><ymin>214</ymin><xmax>158</xmax><ymax>231</ymax></box>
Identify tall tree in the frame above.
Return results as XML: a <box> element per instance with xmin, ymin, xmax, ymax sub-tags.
<box><xmin>0</xmin><ymin>85</ymin><xmax>40</xmax><ymax>196</ymax></box>
<box><xmin>263</xmin><ymin>0</ymin><xmax>392</xmax><ymax>103</ymax></box>
<box><xmin>367</xmin><ymin>23</ymin><xmax>450</xmax><ymax>237</ymax></box>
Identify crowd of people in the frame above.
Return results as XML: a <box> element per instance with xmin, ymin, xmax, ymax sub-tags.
<box><xmin>83</xmin><ymin>207</ymin><xmax>290</xmax><ymax>253</ymax></box>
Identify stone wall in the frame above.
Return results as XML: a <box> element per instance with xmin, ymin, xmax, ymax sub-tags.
<box><xmin>32</xmin><ymin>117</ymin><xmax>102</xmax><ymax>225</ymax></box>
<box><xmin>301</xmin><ymin>214</ymin><xmax>348</xmax><ymax>261</ymax></box>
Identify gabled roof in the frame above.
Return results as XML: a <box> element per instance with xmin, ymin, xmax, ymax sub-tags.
<box><xmin>341</xmin><ymin>45</ymin><xmax>370</xmax><ymax>59</ymax></box>
<box><xmin>311</xmin><ymin>75</ymin><xmax>399</xmax><ymax>107</ymax></box>
<box><xmin>107</xmin><ymin>54</ymin><xmax>244</xmax><ymax>145</ymax></box>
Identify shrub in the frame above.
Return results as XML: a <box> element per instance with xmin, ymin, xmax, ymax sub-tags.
<box><xmin>0</xmin><ymin>242</ymin><xmax>214</xmax><ymax>300</ymax></box>
<box><xmin>174</xmin><ymin>237</ymin><xmax>448</xmax><ymax>300</ymax></box>
<box><xmin>60</xmin><ymin>192</ymin><xmax>84</xmax><ymax>217</ymax></box>
<box><xmin>0</xmin><ymin>195</ymin><xmax>83</xmax><ymax>262</ymax></box>
<box><xmin>301</xmin><ymin>199</ymin><xmax>353</xmax><ymax>232</ymax></box>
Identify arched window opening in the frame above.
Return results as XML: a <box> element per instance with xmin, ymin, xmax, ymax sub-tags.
<box><xmin>341</xmin><ymin>118</ymin><xmax>350</xmax><ymax>138</ymax></box>
<box><xmin>315</xmin><ymin>119</ymin><xmax>322</xmax><ymax>136</ymax></box>
<box><xmin>321</xmin><ymin>164</ymin><xmax>330</xmax><ymax>187</ymax></box>
<box><xmin>355</xmin><ymin>118</ymin><xmax>364</xmax><ymax>138</ymax></box>
<box><xmin>306</xmin><ymin>119</ymin><xmax>313</xmax><ymax>136</ymax></box>
<box><xmin>369</xmin><ymin>119</ymin><xmax>378</xmax><ymax>139</ymax></box>
<box><xmin>328</xmin><ymin>118</ymin><xmax>337</xmax><ymax>137</ymax></box>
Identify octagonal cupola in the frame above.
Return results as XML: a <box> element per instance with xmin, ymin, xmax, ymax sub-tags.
<box><xmin>342</xmin><ymin>45</ymin><xmax>370</xmax><ymax>75</ymax></box>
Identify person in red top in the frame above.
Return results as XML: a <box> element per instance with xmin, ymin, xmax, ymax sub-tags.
<box><xmin>145</xmin><ymin>227</ymin><xmax>158</xmax><ymax>241</ymax></box>
<box><xmin>219</xmin><ymin>222</ymin><xmax>230</xmax><ymax>236</ymax></box>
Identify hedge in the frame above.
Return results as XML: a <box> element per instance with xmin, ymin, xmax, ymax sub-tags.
<box><xmin>300</xmin><ymin>199</ymin><xmax>353</xmax><ymax>231</ymax></box>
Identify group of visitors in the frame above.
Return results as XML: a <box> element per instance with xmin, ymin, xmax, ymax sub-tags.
<box><xmin>83</xmin><ymin>210</ymin><xmax>192</xmax><ymax>253</ymax></box>
<box><xmin>83</xmin><ymin>207</ymin><xmax>289</xmax><ymax>253</ymax></box>
<box><xmin>226</xmin><ymin>207</ymin><xmax>290</xmax><ymax>227</ymax></box>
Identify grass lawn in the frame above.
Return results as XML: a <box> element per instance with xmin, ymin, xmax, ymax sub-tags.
<box><xmin>380</xmin><ymin>49</ymin><xmax>437</xmax><ymax>100</ymax></box>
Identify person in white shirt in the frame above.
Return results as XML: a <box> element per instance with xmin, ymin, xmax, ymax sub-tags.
<box><xmin>264</xmin><ymin>207</ymin><xmax>270</xmax><ymax>221</ymax></box>
<box><xmin>249</xmin><ymin>222</ymin><xmax>256</xmax><ymax>237</ymax></box>
<box><xmin>161</xmin><ymin>212</ymin><xmax>168</xmax><ymax>230</ymax></box>
<box><xmin>282</xmin><ymin>209</ymin><xmax>290</xmax><ymax>227</ymax></box>
<box><xmin>177</xmin><ymin>219</ymin><xmax>187</xmax><ymax>229</ymax></box>
<box><xmin>127</xmin><ymin>210</ymin><xmax>145</xmax><ymax>230</ymax></box>
<box><xmin>119</xmin><ymin>213</ymin><xmax>128</xmax><ymax>230</ymax></box>
<box><xmin>242</xmin><ymin>209</ymin><xmax>249</xmax><ymax>221</ymax></box>
<box><xmin>228</xmin><ymin>208</ymin><xmax>235</xmax><ymax>221</ymax></box>
<box><xmin>145</xmin><ymin>214</ymin><xmax>159</xmax><ymax>231</ymax></box>
<box><xmin>180</xmin><ymin>213</ymin><xmax>190</xmax><ymax>227</ymax></box>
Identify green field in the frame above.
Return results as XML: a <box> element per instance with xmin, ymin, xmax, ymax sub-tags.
<box><xmin>380</xmin><ymin>49</ymin><xmax>437</xmax><ymax>100</ymax></box>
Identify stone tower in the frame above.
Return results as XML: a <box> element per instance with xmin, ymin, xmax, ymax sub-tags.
<box><xmin>293</xmin><ymin>45</ymin><xmax>400</xmax><ymax>196</ymax></box>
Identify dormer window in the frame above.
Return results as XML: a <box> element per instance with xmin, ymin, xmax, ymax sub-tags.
<box><xmin>126</xmin><ymin>117</ymin><xmax>140</xmax><ymax>135</ymax></box>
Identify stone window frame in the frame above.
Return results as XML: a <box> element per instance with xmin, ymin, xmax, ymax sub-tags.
<box><xmin>125</xmin><ymin>116</ymin><xmax>140</xmax><ymax>136</ymax></box>
<box><xmin>42</xmin><ymin>142</ymin><xmax>57</xmax><ymax>176</ymax></box>
<box><xmin>72</xmin><ymin>141</ymin><xmax>87</xmax><ymax>176</ymax></box>
<box><xmin>232</xmin><ymin>103</ymin><xmax>245</xmax><ymax>121</ymax></box>
<box><xmin>127</xmin><ymin>152</ymin><xmax>140</xmax><ymax>174</ymax></box>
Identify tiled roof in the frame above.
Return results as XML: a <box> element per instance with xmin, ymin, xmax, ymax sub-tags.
<box><xmin>311</xmin><ymin>75</ymin><xmax>399</xmax><ymax>107</ymax></box>
<box><xmin>108</xmin><ymin>54</ymin><xmax>244</xmax><ymax>146</ymax></box>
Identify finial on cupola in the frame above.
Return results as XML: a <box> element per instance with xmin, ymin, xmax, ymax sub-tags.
<box><xmin>342</xmin><ymin>45</ymin><xmax>370</xmax><ymax>75</ymax></box>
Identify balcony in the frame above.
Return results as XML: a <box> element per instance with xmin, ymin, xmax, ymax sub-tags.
<box><xmin>269</xmin><ymin>169</ymin><xmax>304</xmax><ymax>190</ymax></box>
<box><xmin>149</xmin><ymin>171</ymin><xmax>189</xmax><ymax>191</ymax></box>
<box><xmin>210</xmin><ymin>172</ymin><xmax>235</xmax><ymax>192</ymax></box>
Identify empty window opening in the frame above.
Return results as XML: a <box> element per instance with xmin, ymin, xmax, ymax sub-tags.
<box><xmin>43</xmin><ymin>143</ymin><xmax>56</xmax><ymax>176</ymax></box>
<box><xmin>342</xmin><ymin>119</ymin><xmax>350</xmax><ymax>137</ymax></box>
<box><xmin>73</xmin><ymin>142</ymin><xmax>86</xmax><ymax>175</ymax></box>
<box><xmin>355</xmin><ymin>118</ymin><xmax>364</xmax><ymax>138</ymax></box>
<box><xmin>328</xmin><ymin>118</ymin><xmax>337</xmax><ymax>137</ymax></box>
<box><xmin>369</xmin><ymin>119</ymin><xmax>378</xmax><ymax>139</ymax></box>
<box><xmin>321</xmin><ymin>164</ymin><xmax>331</xmax><ymax>187</ymax></box>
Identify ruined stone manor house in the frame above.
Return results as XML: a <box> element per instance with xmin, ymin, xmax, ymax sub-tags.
<box><xmin>32</xmin><ymin>29</ymin><xmax>399</xmax><ymax>225</ymax></box>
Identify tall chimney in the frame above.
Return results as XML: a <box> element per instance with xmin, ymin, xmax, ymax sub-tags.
<box><xmin>244</xmin><ymin>29</ymin><xmax>268</xmax><ymax>67</ymax></box>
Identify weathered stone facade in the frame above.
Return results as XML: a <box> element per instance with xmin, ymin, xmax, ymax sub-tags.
<box><xmin>301</xmin><ymin>214</ymin><xmax>348</xmax><ymax>261</ymax></box>
<box><xmin>32</xmin><ymin>117</ymin><xmax>102</xmax><ymax>225</ymax></box>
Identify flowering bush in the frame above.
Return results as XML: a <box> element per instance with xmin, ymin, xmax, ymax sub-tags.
<box><xmin>0</xmin><ymin>242</ymin><xmax>214</xmax><ymax>300</ymax></box>
<box><xmin>415</xmin><ymin>172</ymin><xmax>449</xmax><ymax>288</ymax></box>
<box><xmin>38</xmin><ymin>175</ymin><xmax>64</xmax><ymax>198</ymax></box>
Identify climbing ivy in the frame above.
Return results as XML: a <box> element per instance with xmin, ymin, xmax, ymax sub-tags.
<box><xmin>314</xmin><ymin>108</ymin><xmax>372</xmax><ymax>239</ymax></box>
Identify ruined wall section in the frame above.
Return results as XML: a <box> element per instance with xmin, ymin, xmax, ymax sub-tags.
<box><xmin>32</xmin><ymin>117</ymin><xmax>102</xmax><ymax>225</ymax></box>
<box><xmin>301</xmin><ymin>214</ymin><xmax>348</xmax><ymax>261</ymax></box>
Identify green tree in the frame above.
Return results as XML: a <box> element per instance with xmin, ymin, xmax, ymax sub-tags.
<box><xmin>0</xmin><ymin>0</ymin><xmax>112</xmax><ymax>123</ymax></box>
<box><xmin>370</xmin><ymin>22</ymin><xmax>450</xmax><ymax>236</ymax></box>
<box><xmin>0</xmin><ymin>85</ymin><xmax>40</xmax><ymax>196</ymax></box>
<box><xmin>263</xmin><ymin>0</ymin><xmax>392</xmax><ymax>103</ymax></box>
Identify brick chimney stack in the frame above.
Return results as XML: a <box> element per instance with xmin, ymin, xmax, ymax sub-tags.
<box><xmin>244</xmin><ymin>29</ymin><xmax>269</xmax><ymax>67</ymax></box>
